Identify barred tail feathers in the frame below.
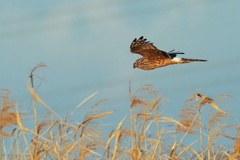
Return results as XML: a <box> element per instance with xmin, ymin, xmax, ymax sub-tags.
<box><xmin>181</xmin><ymin>58</ymin><xmax>207</xmax><ymax>63</ymax></box>
<box><xmin>172</xmin><ymin>57</ymin><xmax>207</xmax><ymax>63</ymax></box>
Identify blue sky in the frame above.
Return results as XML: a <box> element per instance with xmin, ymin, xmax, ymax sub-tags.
<box><xmin>1</xmin><ymin>0</ymin><xmax>240</xmax><ymax>155</ymax></box>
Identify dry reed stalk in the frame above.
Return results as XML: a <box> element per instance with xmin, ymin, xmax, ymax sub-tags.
<box><xmin>135</xmin><ymin>103</ymin><xmax>152</xmax><ymax>159</ymax></box>
<box><xmin>32</xmin><ymin>93</ymin><xmax>38</xmax><ymax>159</ymax></box>
<box><xmin>175</xmin><ymin>139</ymin><xmax>200</xmax><ymax>159</ymax></box>
<box><xmin>153</xmin><ymin>92</ymin><xmax>162</xmax><ymax>160</ymax></box>
<box><xmin>70</xmin><ymin>92</ymin><xmax>98</xmax><ymax>116</ymax></box>
<box><xmin>16</xmin><ymin>110</ymin><xmax>33</xmax><ymax>160</ymax></box>
<box><xmin>0</xmin><ymin>90</ymin><xmax>20</xmax><ymax>160</ymax></box>
<box><xmin>129</xmin><ymin>85</ymin><xmax>172</xmax><ymax>159</ymax></box>
<box><xmin>208</xmin><ymin>112</ymin><xmax>229</xmax><ymax>132</ymax></box>
<box><xmin>130</xmin><ymin>84</ymin><xmax>154</xmax><ymax>145</ymax></box>
<box><xmin>208</xmin><ymin>124</ymin><xmax>238</xmax><ymax>160</ymax></box>
<box><xmin>78</xmin><ymin>110</ymin><xmax>113</xmax><ymax>159</ymax></box>
<box><xmin>63</xmin><ymin>114</ymin><xmax>68</xmax><ymax>160</ymax></box>
<box><xmin>91</xmin><ymin>99</ymin><xmax>109</xmax><ymax>109</ymax></box>
<box><xmin>173</xmin><ymin>92</ymin><xmax>203</xmax><ymax>159</ymax></box>
<box><xmin>73</xmin><ymin>134</ymin><xmax>77</xmax><ymax>159</ymax></box>
<box><xmin>138</xmin><ymin>102</ymin><xmax>160</xmax><ymax>157</ymax></box>
<box><xmin>134</xmin><ymin>84</ymin><xmax>154</xmax><ymax>93</ymax></box>
<box><xmin>18</xmin><ymin>63</ymin><xmax>111</xmax><ymax>159</ymax></box>
<box><xmin>226</xmin><ymin>138</ymin><xmax>240</xmax><ymax>160</ymax></box>
<box><xmin>128</xmin><ymin>85</ymin><xmax>174</xmax><ymax>159</ymax></box>
<box><xmin>223</xmin><ymin>124</ymin><xmax>240</xmax><ymax>160</ymax></box>
<box><xmin>194</xmin><ymin>94</ymin><xmax>204</xmax><ymax>159</ymax></box>
<box><xmin>27</xmin><ymin>79</ymin><xmax>60</xmax><ymax>119</ymax></box>
<box><xmin>129</xmin><ymin>84</ymin><xmax>134</xmax><ymax>153</ymax></box>
<box><xmin>176</xmin><ymin>93</ymin><xmax>201</xmax><ymax>136</ymax></box>
<box><xmin>112</xmin><ymin>116</ymin><xmax>126</xmax><ymax>160</ymax></box>
<box><xmin>29</xmin><ymin>63</ymin><xmax>46</xmax><ymax>88</ymax></box>
<box><xmin>27</xmin><ymin>63</ymin><xmax>60</xmax><ymax>159</ymax></box>
<box><xmin>197</xmin><ymin>93</ymin><xmax>233</xmax><ymax>160</ymax></box>
<box><xmin>74</xmin><ymin>108</ymin><xmax>112</xmax><ymax>159</ymax></box>
<box><xmin>175</xmin><ymin>96</ymin><xmax>200</xmax><ymax>149</ymax></box>
<box><xmin>28</xmin><ymin>63</ymin><xmax>50</xmax><ymax>160</ymax></box>
<box><xmin>0</xmin><ymin>90</ymin><xmax>18</xmax><ymax>132</ymax></box>
<box><xmin>197</xmin><ymin>93</ymin><xmax>228</xmax><ymax>115</ymax></box>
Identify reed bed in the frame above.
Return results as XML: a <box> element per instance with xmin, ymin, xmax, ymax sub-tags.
<box><xmin>0</xmin><ymin>64</ymin><xmax>239</xmax><ymax>160</ymax></box>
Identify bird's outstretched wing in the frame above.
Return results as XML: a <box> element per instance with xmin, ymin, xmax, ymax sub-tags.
<box><xmin>130</xmin><ymin>36</ymin><xmax>170</xmax><ymax>60</ymax></box>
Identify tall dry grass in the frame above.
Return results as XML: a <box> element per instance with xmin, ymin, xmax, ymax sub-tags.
<box><xmin>0</xmin><ymin>89</ymin><xmax>19</xmax><ymax>160</ymax></box>
<box><xmin>0</xmin><ymin>64</ymin><xmax>239</xmax><ymax>160</ymax></box>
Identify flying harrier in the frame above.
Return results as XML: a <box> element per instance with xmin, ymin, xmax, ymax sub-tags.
<box><xmin>130</xmin><ymin>36</ymin><xmax>207</xmax><ymax>70</ymax></box>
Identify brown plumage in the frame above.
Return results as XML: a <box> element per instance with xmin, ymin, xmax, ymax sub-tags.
<box><xmin>130</xmin><ymin>36</ymin><xmax>207</xmax><ymax>70</ymax></box>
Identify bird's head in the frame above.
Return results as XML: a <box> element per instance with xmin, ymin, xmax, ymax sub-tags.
<box><xmin>133</xmin><ymin>61</ymin><xmax>137</xmax><ymax>69</ymax></box>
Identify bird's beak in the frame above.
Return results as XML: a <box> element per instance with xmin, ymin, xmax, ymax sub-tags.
<box><xmin>133</xmin><ymin>64</ymin><xmax>135</xmax><ymax>69</ymax></box>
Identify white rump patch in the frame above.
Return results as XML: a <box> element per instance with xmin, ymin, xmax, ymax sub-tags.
<box><xmin>173</xmin><ymin>57</ymin><xmax>182</xmax><ymax>62</ymax></box>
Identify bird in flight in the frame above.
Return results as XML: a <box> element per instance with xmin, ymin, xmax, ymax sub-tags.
<box><xmin>130</xmin><ymin>36</ymin><xmax>207</xmax><ymax>70</ymax></box>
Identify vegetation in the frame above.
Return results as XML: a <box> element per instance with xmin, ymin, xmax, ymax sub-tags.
<box><xmin>0</xmin><ymin>64</ymin><xmax>239</xmax><ymax>160</ymax></box>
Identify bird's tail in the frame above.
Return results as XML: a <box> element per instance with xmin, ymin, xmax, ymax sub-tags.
<box><xmin>181</xmin><ymin>58</ymin><xmax>207</xmax><ymax>63</ymax></box>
